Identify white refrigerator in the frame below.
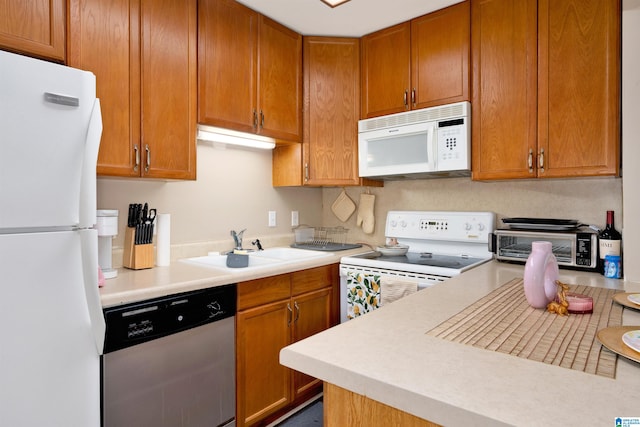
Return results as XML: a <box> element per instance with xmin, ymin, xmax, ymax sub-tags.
<box><xmin>0</xmin><ymin>50</ymin><xmax>105</xmax><ymax>426</ymax></box>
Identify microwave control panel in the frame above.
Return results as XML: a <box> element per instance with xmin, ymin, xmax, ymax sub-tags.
<box><xmin>436</xmin><ymin>118</ymin><xmax>469</xmax><ymax>171</ymax></box>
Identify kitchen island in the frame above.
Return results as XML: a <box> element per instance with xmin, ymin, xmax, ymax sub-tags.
<box><xmin>280</xmin><ymin>261</ymin><xmax>640</xmax><ymax>426</ymax></box>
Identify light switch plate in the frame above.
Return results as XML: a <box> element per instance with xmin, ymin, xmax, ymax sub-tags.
<box><xmin>291</xmin><ymin>211</ymin><xmax>299</xmax><ymax>227</ymax></box>
<box><xmin>268</xmin><ymin>211</ymin><xmax>277</xmax><ymax>227</ymax></box>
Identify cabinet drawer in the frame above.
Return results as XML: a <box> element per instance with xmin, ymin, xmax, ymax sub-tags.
<box><xmin>291</xmin><ymin>265</ymin><xmax>335</xmax><ymax>296</ymax></box>
<box><xmin>238</xmin><ymin>274</ymin><xmax>291</xmax><ymax>310</ymax></box>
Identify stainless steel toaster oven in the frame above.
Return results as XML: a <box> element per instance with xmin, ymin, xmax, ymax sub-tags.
<box><xmin>490</xmin><ymin>229</ymin><xmax>598</xmax><ymax>271</ymax></box>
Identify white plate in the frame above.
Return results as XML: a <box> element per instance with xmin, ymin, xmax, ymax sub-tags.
<box><xmin>622</xmin><ymin>330</ymin><xmax>640</xmax><ymax>354</ymax></box>
<box><xmin>376</xmin><ymin>245</ymin><xmax>409</xmax><ymax>256</ymax></box>
<box><xmin>627</xmin><ymin>294</ymin><xmax>640</xmax><ymax>306</ymax></box>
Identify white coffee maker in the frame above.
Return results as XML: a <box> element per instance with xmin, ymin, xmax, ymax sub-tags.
<box><xmin>97</xmin><ymin>209</ymin><xmax>118</xmax><ymax>279</ymax></box>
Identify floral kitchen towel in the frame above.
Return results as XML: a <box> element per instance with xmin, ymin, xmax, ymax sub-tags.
<box><xmin>346</xmin><ymin>271</ymin><xmax>381</xmax><ymax>319</ymax></box>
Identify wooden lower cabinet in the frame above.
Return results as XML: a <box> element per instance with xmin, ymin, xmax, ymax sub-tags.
<box><xmin>236</xmin><ymin>265</ymin><xmax>337</xmax><ymax>426</ymax></box>
<box><xmin>324</xmin><ymin>383</ymin><xmax>442</xmax><ymax>427</ymax></box>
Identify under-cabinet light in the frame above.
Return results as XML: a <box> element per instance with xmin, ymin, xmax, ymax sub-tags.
<box><xmin>196</xmin><ymin>125</ymin><xmax>276</xmax><ymax>150</ymax></box>
<box><xmin>320</xmin><ymin>0</ymin><xmax>351</xmax><ymax>8</ymax></box>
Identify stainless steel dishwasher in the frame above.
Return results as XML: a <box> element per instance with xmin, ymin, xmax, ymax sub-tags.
<box><xmin>102</xmin><ymin>284</ymin><xmax>236</xmax><ymax>427</ymax></box>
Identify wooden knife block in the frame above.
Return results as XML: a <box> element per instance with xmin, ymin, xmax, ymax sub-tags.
<box><xmin>123</xmin><ymin>227</ymin><xmax>154</xmax><ymax>270</ymax></box>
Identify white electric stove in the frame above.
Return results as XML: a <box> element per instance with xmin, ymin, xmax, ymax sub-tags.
<box><xmin>339</xmin><ymin>211</ymin><xmax>495</xmax><ymax>322</ymax></box>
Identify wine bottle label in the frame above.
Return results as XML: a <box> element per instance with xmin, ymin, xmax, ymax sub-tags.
<box><xmin>599</xmin><ymin>239</ymin><xmax>621</xmax><ymax>259</ymax></box>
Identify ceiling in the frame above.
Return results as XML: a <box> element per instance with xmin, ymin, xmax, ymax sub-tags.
<box><xmin>235</xmin><ymin>0</ymin><xmax>464</xmax><ymax>37</ymax></box>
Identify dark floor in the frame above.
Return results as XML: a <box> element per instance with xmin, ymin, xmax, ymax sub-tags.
<box><xmin>275</xmin><ymin>399</ymin><xmax>323</xmax><ymax>427</ymax></box>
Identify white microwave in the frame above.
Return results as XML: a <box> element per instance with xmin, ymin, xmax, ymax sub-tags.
<box><xmin>358</xmin><ymin>101</ymin><xmax>470</xmax><ymax>180</ymax></box>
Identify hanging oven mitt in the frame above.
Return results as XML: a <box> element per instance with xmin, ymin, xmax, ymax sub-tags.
<box><xmin>357</xmin><ymin>192</ymin><xmax>376</xmax><ymax>234</ymax></box>
<box><xmin>331</xmin><ymin>189</ymin><xmax>356</xmax><ymax>222</ymax></box>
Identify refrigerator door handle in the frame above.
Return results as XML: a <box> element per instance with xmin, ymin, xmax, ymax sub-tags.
<box><xmin>79</xmin><ymin>99</ymin><xmax>103</xmax><ymax>229</ymax></box>
<box><xmin>80</xmin><ymin>229</ymin><xmax>106</xmax><ymax>355</ymax></box>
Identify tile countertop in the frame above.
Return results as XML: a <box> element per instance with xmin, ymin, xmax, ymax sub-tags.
<box><xmin>280</xmin><ymin>261</ymin><xmax>640</xmax><ymax>427</ymax></box>
<box><xmin>99</xmin><ymin>247</ymin><xmax>367</xmax><ymax>307</ymax></box>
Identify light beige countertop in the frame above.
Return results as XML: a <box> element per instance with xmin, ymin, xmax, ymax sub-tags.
<box><xmin>99</xmin><ymin>247</ymin><xmax>366</xmax><ymax>307</ymax></box>
<box><xmin>280</xmin><ymin>261</ymin><xmax>640</xmax><ymax>427</ymax></box>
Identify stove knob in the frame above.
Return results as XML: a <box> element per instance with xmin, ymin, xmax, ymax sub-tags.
<box><xmin>465</xmin><ymin>222</ymin><xmax>472</xmax><ymax>231</ymax></box>
<box><xmin>400</xmin><ymin>220</ymin><xmax>407</xmax><ymax>228</ymax></box>
<box><xmin>477</xmin><ymin>223</ymin><xmax>485</xmax><ymax>231</ymax></box>
<box><xmin>390</xmin><ymin>220</ymin><xmax>397</xmax><ymax>227</ymax></box>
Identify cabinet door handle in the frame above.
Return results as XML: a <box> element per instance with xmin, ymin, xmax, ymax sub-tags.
<box><xmin>538</xmin><ymin>148</ymin><xmax>545</xmax><ymax>173</ymax></box>
<box><xmin>411</xmin><ymin>88</ymin><xmax>416</xmax><ymax>106</ymax></box>
<box><xmin>253</xmin><ymin>109</ymin><xmax>258</xmax><ymax>129</ymax></box>
<box><xmin>403</xmin><ymin>90</ymin><xmax>408</xmax><ymax>107</ymax></box>
<box><xmin>287</xmin><ymin>303</ymin><xmax>293</xmax><ymax>327</ymax></box>
<box><xmin>145</xmin><ymin>144</ymin><xmax>150</xmax><ymax>172</ymax></box>
<box><xmin>260</xmin><ymin>110</ymin><xmax>265</xmax><ymax>129</ymax></box>
<box><xmin>294</xmin><ymin>301</ymin><xmax>300</xmax><ymax>323</ymax></box>
<box><xmin>304</xmin><ymin>163</ymin><xmax>309</xmax><ymax>182</ymax></box>
<box><xmin>133</xmin><ymin>145</ymin><xmax>140</xmax><ymax>172</ymax></box>
<box><xmin>528</xmin><ymin>148</ymin><xmax>533</xmax><ymax>173</ymax></box>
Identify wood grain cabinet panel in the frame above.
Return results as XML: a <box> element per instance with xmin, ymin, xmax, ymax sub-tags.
<box><xmin>360</xmin><ymin>22</ymin><xmax>411</xmax><ymax>118</ymax></box>
<box><xmin>411</xmin><ymin>0</ymin><xmax>470</xmax><ymax>110</ymax></box>
<box><xmin>471</xmin><ymin>0</ymin><xmax>538</xmax><ymax>180</ymax></box>
<box><xmin>197</xmin><ymin>0</ymin><xmax>257</xmax><ymax>133</ymax></box>
<box><xmin>236</xmin><ymin>299</ymin><xmax>292</xmax><ymax>427</ymax></box>
<box><xmin>273</xmin><ymin>36</ymin><xmax>382</xmax><ymax>187</ymax></box>
<box><xmin>198</xmin><ymin>0</ymin><xmax>302</xmax><ymax>143</ymax></box>
<box><xmin>360</xmin><ymin>1</ymin><xmax>470</xmax><ymax>119</ymax></box>
<box><xmin>258</xmin><ymin>16</ymin><xmax>303</xmax><ymax>141</ymax></box>
<box><xmin>471</xmin><ymin>0</ymin><xmax>620</xmax><ymax>180</ymax></box>
<box><xmin>538</xmin><ymin>0</ymin><xmax>620</xmax><ymax>178</ymax></box>
<box><xmin>0</xmin><ymin>0</ymin><xmax>65</xmax><ymax>61</ymax></box>
<box><xmin>68</xmin><ymin>0</ymin><xmax>196</xmax><ymax>179</ymax></box>
<box><xmin>302</xmin><ymin>37</ymin><xmax>362</xmax><ymax>186</ymax></box>
<box><xmin>236</xmin><ymin>265</ymin><xmax>338</xmax><ymax>427</ymax></box>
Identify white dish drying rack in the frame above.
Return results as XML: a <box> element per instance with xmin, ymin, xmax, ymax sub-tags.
<box><xmin>292</xmin><ymin>226</ymin><xmax>361</xmax><ymax>251</ymax></box>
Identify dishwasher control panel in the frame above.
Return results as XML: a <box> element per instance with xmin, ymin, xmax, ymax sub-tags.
<box><xmin>103</xmin><ymin>283</ymin><xmax>236</xmax><ymax>353</ymax></box>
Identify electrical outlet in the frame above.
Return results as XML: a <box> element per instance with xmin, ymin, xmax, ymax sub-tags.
<box><xmin>268</xmin><ymin>211</ymin><xmax>277</xmax><ymax>227</ymax></box>
<box><xmin>291</xmin><ymin>211</ymin><xmax>299</xmax><ymax>227</ymax></box>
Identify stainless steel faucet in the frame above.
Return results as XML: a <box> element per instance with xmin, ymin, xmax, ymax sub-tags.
<box><xmin>230</xmin><ymin>229</ymin><xmax>246</xmax><ymax>250</ymax></box>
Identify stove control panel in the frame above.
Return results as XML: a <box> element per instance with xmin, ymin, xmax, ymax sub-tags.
<box><xmin>386</xmin><ymin>211</ymin><xmax>495</xmax><ymax>242</ymax></box>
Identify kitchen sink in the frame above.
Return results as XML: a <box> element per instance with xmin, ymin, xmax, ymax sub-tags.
<box><xmin>182</xmin><ymin>253</ymin><xmax>279</xmax><ymax>272</ymax></box>
<box><xmin>181</xmin><ymin>247</ymin><xmax>333</xmax><ymax>273</ymax></box>
<box><xmin>251</xmin><ymin>247</ymin><xmax>332</xmax><ymax>260</ymax></box>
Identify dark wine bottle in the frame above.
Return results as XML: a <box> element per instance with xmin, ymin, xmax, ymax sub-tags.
<box><xmin>598</xmin><ymin>210</ymin><xmax>622</xmax><ymax>275</ymax></box>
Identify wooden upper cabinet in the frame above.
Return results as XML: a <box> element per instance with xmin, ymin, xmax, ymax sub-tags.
<box><xmin>198</xmin><ymin>0</ymin><xmax>302</xmax><ymax>143</ymax></box>
<box><xmin>360</xmin><ymin>23</ymin><xmax>411</xmax><ymax>119</ymax></box>
<box><xmin>198</xmin><ymin>0</ymin><xmax>257</xmax><ymax>133</ymax></box>
<box><xmin>303</xmin><ymin>37</ymin><xmax>361</xmax><ymax>186</ymax></box>
<box><xmin>471</xmin><ymin>0</ymin><xmax>538</xmax><ymax>180</ymax></box>
<box><xmin>258</xmin><ymin>16</ymin><xmax>303</xmax><ymax>141</ymax></box>
<box><xmin>68</xmin><ymin>0</ymin><xmax>140</xmax><ymax>177</ymax></box>
<box><xmin>411</xmin><ymin>0</ymin><xmax>470</xmax><ymax>110</ymax></box>
<box><xmin>273</xmin><ymin>36</ymin><xmax>383</xmax><ymax>187</ymax></box>
<box><xmin>471</xmin><ymin>0</ymin><xmax>620</xmax><ymax>180</ymax></box>
<box><xmin>361</xmin><ymin>1</ymin><xmax>470</xmax><ymax>119</ymax></box>
<box><xmin>139</xmin><ymin>0</ymin><xmax>197</xmax><ymax>179</ymax></box>
<box><xmin>68</xmin><ymin>0</ymin><xmax>197</xmax><ymax>179</ymax></box>
<box><xmin>538</xmin><ymin>0</ymin><xmax>620</xmax><ymax>178</ymax></box>
<box><xmin>0</xmin><ymin>0</ymin><xmax>65</xmax><ymax>61</ymax></box>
